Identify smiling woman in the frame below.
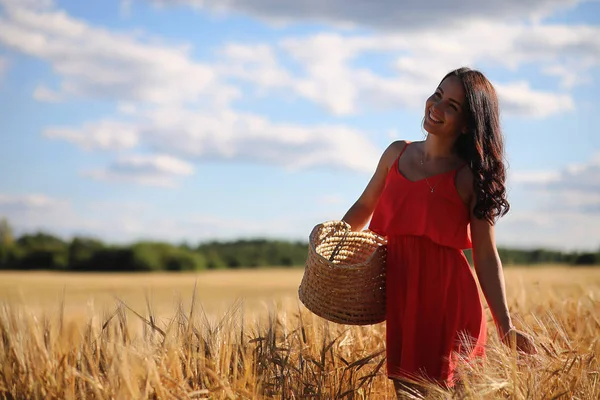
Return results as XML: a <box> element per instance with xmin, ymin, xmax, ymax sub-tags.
<box><xmin>428</xmin><ymin>68</ymin><xmax>510</xmax><ymax>224</ymax></box>
<box><xmin>341</xmin><ymin>67</ymin><xmax>537</xmax><ymax>397</ymax></box>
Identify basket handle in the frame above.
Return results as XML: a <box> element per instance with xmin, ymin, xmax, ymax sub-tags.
<box><xmin>328</xmin><ymin>223</ymin><xmax>350</xmax><ymax>262</ymax></box>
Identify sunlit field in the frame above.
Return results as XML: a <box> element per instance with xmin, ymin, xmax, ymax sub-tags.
<box><xmin>1</xmin><ymin>266</ymin><xmax>599</xmax><ymax>399</ymax></box>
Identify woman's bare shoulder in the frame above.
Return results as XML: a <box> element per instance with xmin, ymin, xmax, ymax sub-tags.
<box><xmin>381</xmin><ymin>140</ymin><xmax>410</xmax><ymax>169</ymax></box>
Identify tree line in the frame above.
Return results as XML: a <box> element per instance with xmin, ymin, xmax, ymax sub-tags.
<box><xmin>0</xmin><ymin>218</ymin><xmax>598</xmax><ymax>271</ymax></box>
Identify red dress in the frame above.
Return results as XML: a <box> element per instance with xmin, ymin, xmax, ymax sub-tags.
<box><xmin>368</xmin><ymin>142</ymin><xmax>486</xmax><ymax>387</ymax></box>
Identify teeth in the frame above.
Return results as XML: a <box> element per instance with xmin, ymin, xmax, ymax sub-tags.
<box><xmin>429</xmin><ymin>111</ymin><xmax>442</xmax><ymax>123</ymax></box>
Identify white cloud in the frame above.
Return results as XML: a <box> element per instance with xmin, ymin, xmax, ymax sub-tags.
<box><xmin>139</xmin><ymin>213</ymin><xmax>318</xmax><ymax>243</ymax></box>
<box><xmin>219</xmin><ymin>43</ymin><xmax>292</xmax><ymax>91</ymax></box>
<box><xmin>112</xmin><ymin>154</ymin><xmax>194</xmax><ymax>176</ymax></box>
<box><xmin>514</xmin><ymin>153</ymin><xmax>600</xmax><ymax>211</ymax></box>
<box><xmin>3</xmin><ymin>2</ymin><xmax>381</xmax><ymax>176</ymax></box>
<box><xmin>499</xmin><ymin>154</ymin><xmax>600</xmax><ymax>250</ymax></box>
<box><xmin>497</xmin><ymin>211</ymin><xmax>600</xmax><ymax>251</ymax></box>
<box><xmin>0</xmin><ymin>192</ymin><xmax>323</xmax><ymax>243</ymax></box>
<box><xmin>495</xmin><ymin>81</ymin><xmax>574</xmax><ymax>118</ymax></box>
<box><xmin>87</xmin><ymin>200</ymin><xmax>153</xmax><ymax>213</ymax></box>
<box><xmin>51</xmin><ymin>109</ymin><xmax>381</xmax><ymax>174</ymax></box>
<box><xmin>3</xmin><ymin>0</ymin><xmax>592</xmax><ymax>176</ymax></box>
<box><xmin>2</xmin><ymin>0</ymin><xmax>594</xmax><ymax>120</ymax></box>
<box><xmin>0</xmin><ymin>193</ymin><xmax>68</xmax><ymax>210</ymax></box>
<box><xmin>0</xmin><ymin>3</ymin><xmax>238</xmax><ymax>108</ymax></box>
<box><xmin>0</xmin><ymin>1</ymin><xmax>386</xmax><ymax>176</ymax></box>
<box><xmin>510</xmin><ymin>170</ymin><xmax>561</xmax><ymax>185</ymax></box>
<box><xmin>543</xmin><ymin>64</ymin><xmax>593</xmax><ymax>89</ymax></box>
<box><xmin>44</xmin><ymin>121</ymin><xmax>139</xmax><ymax>151</ymax></box>
<box><xmin>0</xmin><ymin>0</ymin><xmax>54</xmax><ymax>11</ymax></box>
<box><xmin>0</xmin><ymin>194</ymin><xmax>82</xmax><ymax>238</ymax></box>
<box><xmin>0</xmin><ymin>193</ymin><xmax>150</xmax><ymax>241</ymax></box>
<box><xmin>140</xmin><ymin>108</ymin><xmax>381</xmax><ymax>173</ymax></box>
<box><xmin>84</xmin><ymin>154</ymin><xmax>194</xmax><ymax>188</ymax></box>
<box><xmin>153</xmin><ymin>0</ymin><xmax>583</xmax><ymax>32</ymax></box>
<box><xmin>220</xmin><ymin>19</ymin><xmax>593</xmax><ymax>118</ymax></box>
<box><xmin>531</xmin><ymin>153</ymin><xmax>600</xmax><ymax>196</ymax></box>
<box><xmin>32</xmin><ymin>85</ymin><xmax>62</xmax><ymax>102</ymax></box>
<box><xmin>117</xmin><ymin>102</ymin><xmax>138</xmax><ymax>115</ymax></box>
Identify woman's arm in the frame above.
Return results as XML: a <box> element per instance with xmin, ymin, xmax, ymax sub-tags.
<box><xmin>468</xmin><ymin>188</ymin><xmax>537</xmax><ymax>354</ymax></box>
<box><xmin>458</xmin><ymin>168</ymin><xmax>536</xmax><ymax>353</ymax></box>
<box><xmin>342</xmin><ymin>141</ymin><xmax>406</xmax><ymax>231</ymax></box>
<box><xmin>469</xmin><ymin>210</ymin><xmax>514</xmax><ymax>336</ymax></box>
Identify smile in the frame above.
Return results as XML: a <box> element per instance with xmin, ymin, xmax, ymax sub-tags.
<box><xmin>428</xmin><ymin>110</ymin><xmax>443</xmax><ymax>124</ymax></box>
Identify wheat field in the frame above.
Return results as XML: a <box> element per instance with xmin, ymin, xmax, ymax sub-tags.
<box><xmin>0</xmin><ymin>266</ymin><xmax>599</xmax><ymax>399</ymax></box>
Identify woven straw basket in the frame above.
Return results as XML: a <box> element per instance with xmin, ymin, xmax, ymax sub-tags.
<box><xmin>298</xmin><ymin>220</ymin><xmax>387</xmax><ymax>325</ymax></box>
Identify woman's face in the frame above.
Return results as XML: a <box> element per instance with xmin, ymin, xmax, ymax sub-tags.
<box><xmin>423</xmin><ymin>75</ymin><xmax>467</xmax><ymax>138</ymax></box>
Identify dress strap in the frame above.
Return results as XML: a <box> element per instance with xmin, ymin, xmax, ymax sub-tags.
<box><xmin>390</xmin><ymin>141</ymin><xmax>410</xmax><ymax>172</ymax></box>
<box><xmin>398</xmin><ymin>141</ymin><xmax>410</xmax><ymax>159</ymax></box>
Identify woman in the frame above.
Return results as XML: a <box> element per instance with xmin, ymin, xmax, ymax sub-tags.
<box><xmin>341</xmin><ymin>67</ymin><xmax>536</xmax><ymax>396</ymax></box>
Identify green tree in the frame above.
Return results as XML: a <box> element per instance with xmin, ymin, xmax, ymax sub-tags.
<box><xmin>68</xmin><ymin>237</ymin><xmax>105</xmax><ymax>270</ymax></box>
<box><xmin>573</xmin><ymin>252</ymin><xmax>598</xmax><ymax>266</ymax></box>
<box><xmin>15</xmin><ymin>232</ymin><xmax>68</xmax><ymax>270</ymax></box>
<box><xmin>131</xmin><ymin>242</ymin><xmax>207</xmax><ymax>272</ymax></box>
<box><xmin>0</xmin><ymin>218</ymin><xmax>15</xmax><ymax>269</ymax></box>
<box><xmin>0</xmin><ymin>217</ymin><xmax>14</xmax><ymax>247</ymax></box>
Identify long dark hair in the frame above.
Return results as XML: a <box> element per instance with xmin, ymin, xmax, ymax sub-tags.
<box><xmin>443</xmin><ymin>67</ymin><xmax>510</xmax><ymax>224</ymax></box>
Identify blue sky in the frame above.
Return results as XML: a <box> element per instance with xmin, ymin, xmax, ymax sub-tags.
<box><xmin>0</xmin><ymin>0</ymin><xmax>599</xmax><ymax>251</ymax></box>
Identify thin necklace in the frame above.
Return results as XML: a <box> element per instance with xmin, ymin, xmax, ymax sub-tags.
<box><xmin>420</xmin><ymin>156</ymin><xmax>441</xmax><ymax>193</ymax></box>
